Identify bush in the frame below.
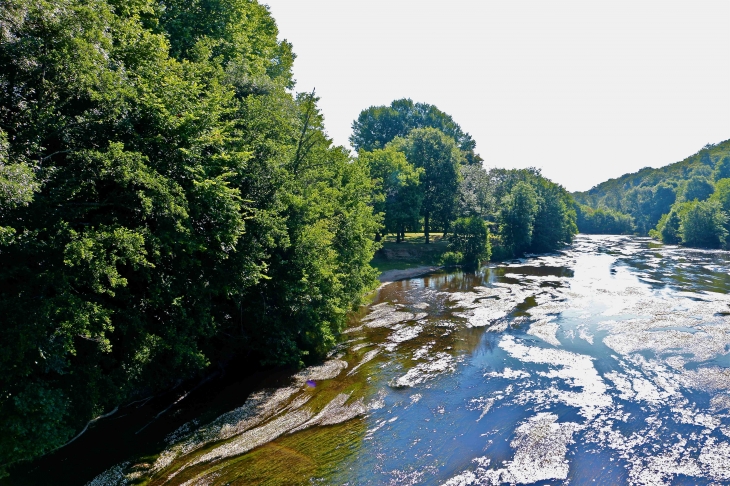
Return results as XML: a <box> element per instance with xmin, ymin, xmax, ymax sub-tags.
<box><xmin>679</xmin><ymin>200</ymin><xmax>727</xmax><ymax>248</ymax></box>
<box><xmin>439</xmin><ymin>251</ymin><xmax>463</xmax><ymax>266</ymax></box>
<box><xmin>448</xmin><ymin>217</ymin><xmax>490</xmax><ymax>266</ymax></box>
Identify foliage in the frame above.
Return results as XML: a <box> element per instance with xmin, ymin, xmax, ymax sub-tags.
<box><xmin>576</xmin><ymin>205</ymin><xmax>635</xmax><ymax>234</ymax></box>
<box><xmin>488</xmin><ymin>168</ymin><xmax>577</xmax><ymax>258</ymax></box>
<box><xmin>710</xmin><ymin>178</ymin><xmax>730</xmax><ymax>213</ymax></box>
<box><xmin>680</xmin><ymin>177</ymin><xmax>714</xmax><ymax>202</ymax></box>
<box><xmin>652</xmin><ymin>200</ymin><xmax>727</xmax><ymax>248</ymax></box>
<box><xmin>679</xmin><ymin>200</ymin><xmax>727</xmax><ymax>248</ymax></box>
<box><xmin>499</xmin><ymin>181</ymin><xmax>538</xmax><ymax>256</ymax></box>
<box><xmin>457</xmin><ymin>164</ymin><xmax>495</xmax><ymax>219</ymax></box>
<box><xmin>574</xmin><ymin>140</ymin><xmax>730</xmax><ymax>236</ymax></box>
<box><xmin>359</xmin><ymin>147</ymin><xmax>423</xmax><ymax>241</ymax></box>
<box><xmin>389</xmin><ymin>128</ymin><xmax>463</xmax><ymax>243</ymax></box>
<box><xmin>448</xmin><ymin>217</ymin><xmax>490</xmax><ymax>266</ymax></box>
<box><xmin>439</xmin><ymin>251</ymin><xmax>464</xmax><ymax>266</ymax></box>
<box><xmin>651</xmin><ymin>205</ymin><xmax>682</xmax><ymax>244</ymax></box>
<box><xmin>0</xmin><ymin>0</ymin><xmax>379</xmax><ymax>472</ymax></box>
<box><xmin>714</xmin><ymin>156</ymin><xmax>730</xmax><ymax>181</ymax></box>
<box><xmin>575</xmin><ymin>140</ymin><xmax>730</xmax><ymax>250</ymax></box>
<box><xmin>350</xmin><ymin>98</ymin><xmax>482</xmax><ymax>165</ymax></box>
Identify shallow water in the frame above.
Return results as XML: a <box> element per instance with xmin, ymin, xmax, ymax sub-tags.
<box><xmin>78</xmin><ymin>236</ymin><xmax>730</xmax><ymax>484</ymax></box>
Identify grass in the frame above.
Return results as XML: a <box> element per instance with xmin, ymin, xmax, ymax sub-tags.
<box><xmin>380</xmin><ymin>232</ymin><xmax>446</xmax><ymax>245</ymax></box>
<box><xmin>370</xmin><ymin>232</ymin><xmax>449</xmax><ymax>272</ymax></box>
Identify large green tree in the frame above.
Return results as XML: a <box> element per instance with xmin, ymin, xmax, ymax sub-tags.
<box><xmin>486</xmin><ymin>168</ymin><xmax>577</xmax><ymax>258</ymax></box>
<box><xmin>351</xmin><ymin>99</ymin><xmax>482</xmax><ymax>165</ymax></box>
<box><xmin>679</xmin><ymin>200</ymin><xmax>727</xmax><ymax>248</ymax></box>
<box><xmin>499</xmin><ymin>181</ymin><xmax>539</xmax><ymax>256</ymax></box>
<box><xmin>681</xmin><ymin>176</ymin><xmax>714</xmax><ymax>202</ymax></box>
<box><xmin>389</xmin><ymin>128</ymin><xmax>463</xmax><ymax>243</ymax></box>
<box><xmin>448</xmin><ymin>216</ymin><xmax>491</xmax><ymax>267</ymax></box>
<box><xmin>359</xmin><ymin>147</ymin><xmax>423</xmax><ymax>243</ymax></box>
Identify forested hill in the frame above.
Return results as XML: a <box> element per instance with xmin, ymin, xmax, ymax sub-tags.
<box><xmin>573</xmin><ymin>139</ymin><xmax>730</xmax><ymax>237</ymax></box>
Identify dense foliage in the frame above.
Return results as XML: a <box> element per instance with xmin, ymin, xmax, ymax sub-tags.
<box><xmin>576</xmin><ymin>205</ymin><xmax>635</xmax><ymax>234</ymax></box>
<box><xmin>350</xmin><ymin>98</ymin><xmax>482</xmax><ymax>165</ymax></box>
<box><xmin>447</xmin><ymin>216</ymin><xmax>491</xmax><ymax>267</ymax></box>
<box><xmin>358</xmin><ymin>148</ymin><xmax>422</xmax><ymax>243</ymax></box>
<box><xmin>0</xmin><ymin>0</ymin><xmax>379</xmax><ymax>473</ymax></box>
<box><xmin>575</xmin><ymin>140</ymin><xmax>730</xmax><ymax>248</ymax></box>
<box><xmin>574</xmin><ymin>140</ymin><xmax>730</xmax><ymax>236</ymax></box>
<box><xmin>353</xmin><ymin>101</ymin><xmax>578</xmax><ymax>259</ymax></box>
<box><xmin>388</xmin><ymin>128</ymin><xmax>463</xmax><ymax>244</ymax></box>
<box><xmin>490</xmin><ymin>169</ymin><xmax>577</xmax><ymax>258</ymax></box>
<box><xmin>650</xmin><ymin>200</ymin><xmax>728</xmax><ymax>248</ymax></box>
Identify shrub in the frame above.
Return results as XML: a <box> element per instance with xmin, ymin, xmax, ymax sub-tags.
<box><xmin>448</xmin><ymin>217</ymin><xmax>491</xmax><ymax>267</ymax></box>
<box><xmin>440</xmin><ymin>251</ymin><xmax>463</xmax><ymax>266</ymax></box>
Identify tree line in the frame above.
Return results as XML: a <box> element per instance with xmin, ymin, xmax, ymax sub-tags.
<box><xmin>352</xmin><ymin>100</ymin><xmax>578</xmax><ymax>263</ymax></box>
<box><xmin>574</xmin><ymin>140</ymin><xmax>730</xmax><ymax>247</ymax></box>
<box><xmin>0</xmin><ymin>0</ymin><xmax>577</xmax><ymax>474</ymax></box>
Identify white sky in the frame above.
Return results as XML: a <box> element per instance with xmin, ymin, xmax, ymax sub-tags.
<box><xmin>264</xmin><ymin>0</ymin><xmax>730</xmax><ymax>192</ymax></box>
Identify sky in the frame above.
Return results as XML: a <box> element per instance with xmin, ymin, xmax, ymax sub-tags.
<box><xmin>264</xmin><ymin>0</ymin><xmax>730</xmax><ymax>192</ymax></box>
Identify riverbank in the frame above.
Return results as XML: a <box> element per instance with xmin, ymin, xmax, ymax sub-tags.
<box><xmin>371</xmin><ymin>232</ymin><xmax>448</xmax><ymax>274</ymax></box>
<box><xmin>378</xmin><ymin>265</ymin><xmax>443</xmax><ymax>284</ymax></box>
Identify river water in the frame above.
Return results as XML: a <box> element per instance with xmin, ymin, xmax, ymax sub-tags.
<box><xmin>71</xmin><ymin>236</ymin><xmax>730</xmax><ymax>484</ymax></box>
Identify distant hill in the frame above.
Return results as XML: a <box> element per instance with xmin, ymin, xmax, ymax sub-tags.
<box><xmin>573</xmin><ymin>139</ymin><xmax>730</xmax><ymax>234</ymax></box>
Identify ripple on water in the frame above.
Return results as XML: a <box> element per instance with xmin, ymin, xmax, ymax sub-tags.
<box><xmin>389</xmin><ymin>352</ymin><xmax>456</xmax><ymax>388</ymax></box>
<box><xmin>444</xmin><ymin>413</ymin><xmax>579</xmax><ymax>485</ymax></box>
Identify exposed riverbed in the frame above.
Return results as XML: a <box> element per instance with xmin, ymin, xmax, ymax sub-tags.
<box><xmin>18</xmin><ymin>235</ymin><xmax>730</xmax><ymax>485</ymax></box>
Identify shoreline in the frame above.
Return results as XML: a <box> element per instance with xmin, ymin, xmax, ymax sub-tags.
<box><xmin>377</xmin><ymin>265</ymin><xmax>443</xmax><ymax>284</ymax></box>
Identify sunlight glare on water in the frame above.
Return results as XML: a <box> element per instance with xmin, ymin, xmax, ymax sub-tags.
<box><xmin>89</xmin><ymin>235</ymin><xmax>730</xmax><ymax>485</ymax></box>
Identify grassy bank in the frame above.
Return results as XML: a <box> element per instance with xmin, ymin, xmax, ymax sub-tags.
<box><xmin>370</xmin><ymin>233</ymin><xmax>449</xmax><ymax>272</ymax></box>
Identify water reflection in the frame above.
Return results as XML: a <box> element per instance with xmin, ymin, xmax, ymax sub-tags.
<box><xmin>88</xmin><ymin>235</ymin><xmax>730</xmax><ymax>485</ymax></box>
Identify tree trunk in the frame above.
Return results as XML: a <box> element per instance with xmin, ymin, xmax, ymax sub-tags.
<box><xmin>424</xmin><ymin>212</ymin><xmax>430</xmax><ymax>244</ymax></box>
<box><xmin>396</xmin><ymin>230</ymin><xmax>401</xmax><ymax>243</ymax></box>
<box><xmin>375</xmin><ymin>231</ymin><xmax>381</xmax><ymax>242</ymax></box>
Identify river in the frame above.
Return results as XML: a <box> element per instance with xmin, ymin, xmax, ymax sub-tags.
<box><xmin>17</xmin><ymin>235</ymin><xmax>730</xmax><ymax>485</ymax></box>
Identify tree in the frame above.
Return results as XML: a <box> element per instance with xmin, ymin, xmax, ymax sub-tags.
<box><xmin>679</xmin><ymin>200</ymin><xmax>727</xmax><ymax>248</ymax></box>
<box><xmin>710</xmin><ymin>178</ymin><xmax>730</xmax><ymax>213</ymax></box>
<box><xmin>651</xmin><ymin>183</ymin><xmax>677</xmax><ymax>223</ymax></box>
<box><xmin>0</xmin><ymin>130</ymin><xmax>38</xmax><ymax>244</ymax></box>
<box><xmin>714</xmin><ymin>156</ymin><xmax>730</xmax><ymax>182</ymax></box>
<box><xmin>709</xmin><ymin>178</ymin><xmax>730</xmax><ymax>234</ymax></box>
<box><xmin>351</xmin><ymin>99</ymin><xmax>482</xmax><ymax>164</ymax></box>
<box><xmin>359</xmin><ymin>148</ymin><xmax>423</xmax><ymax>243</ymax></box>
<box><xmin>658</xmin><ymin>209</ymin><xmax>681</xmax><ymax>244</ymax></box>
<box><xmin>499</xmin><ymin>181</ymin><xmax>539</xmax><ymax>256</ymax></box>
<box><xmin>576</xmin><ymin>205</ymin><xmax>635</xmax><ymax>234</ymax></box>
<box><xmin>457</xmin><ymin>164</ymin><xmax>495</xmax><ymax>219</ymax></box>
<box><xmin>448</xmin><ymin>217</ymin><xmax>491</xmax><ymax>266</ymax></box>
<box><xmin>485</xmin><ymin>167</ymin><xmax>577</xmax><ymax>257</ymax></box>
<box><xmin>531</xmin><ymin>178</ymin><xmax>578</xmax><ymax>251</ymax></box>
<box><xmin>389</xmin><ymin>128</ymin><xmax>463</xmax><ymax>244</ymax></box>
<box><xmin>681</xmin><ymin>177</ymin><xmax>714</xmax><ymax>202</ymax></box>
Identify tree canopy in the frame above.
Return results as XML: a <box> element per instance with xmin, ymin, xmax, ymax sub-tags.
<box><xmin>388</xmin><ymin>128</ymin><xmax>463</xmax><ymax>244</ymax></box>
<box><xmin>0</xmin><ymin>0</ymin><xmax>379</xmax><ymax>473</ymax></box>
<box><xmin>350</xmin><ymin>99</ymin><xmax>482</xmax><ymax>165</ymax></box>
